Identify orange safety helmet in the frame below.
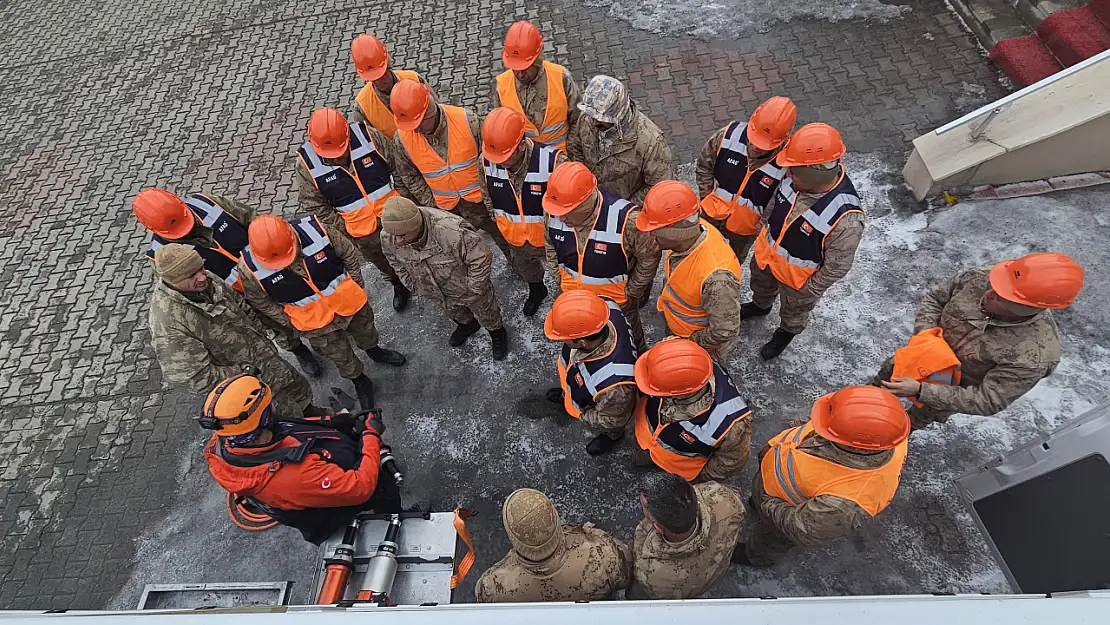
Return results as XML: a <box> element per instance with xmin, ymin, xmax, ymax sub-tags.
<box><xmin>502</xmin><ymin>20</ymin><xmax>543</xmax><ymax>71</ymax></box>
<box><xmin>776</xmin><ymin>123</ymin><xmax>846</xmax><ymax>167</ymax></box>
<box><xmin>201</xmin><ymin>375</ymin><xmax>273</xmax><ymax>437</ymax></box>
<box><xmin>634</xmin><ymin>338</ymin><xmax>713</xmax><ymax>397</ymax></box>
<box><xmin>483</xmin><ymin>107</ymin><xmax>527</xmax><ymax>164</ymax></box>
<box><xmin>391</xmin><ymin>79</ymin><xmax>432</xmax><ymax>132</ymax></box>
<box><xmin>810</xmin><ymin>386</ymin><xmax>909</xmax><ymax>451</ymax></box>
<box><xmin>308</xmin><ymin>108</ymin><xmax>350</xmax><ymax>159</ymax></box>
<box><xmin>133</xmin><ymin>188</ymin><xmax>196</xmax><ymax>239</ymax></box>
<box><xmin>989</xmin><ymin>252</ymin><xmax>1085</xmax><ymax>309</ymax></box>
<box><xmin>351</xmin><ymin>34</ymin><xmax>390</xmax><ymax>82</ymax></box>
<box><xmin>636</xmin><ymin>180</ymin><xmax>700</xmax><ymax>232</ymax></box>
<box><xmin>544</xmin><ymin>291</ymin><xmax>610</xmax><ymax>341</ymax></box>
<box><xmin>747</xmin><ymin>96</ymin><xmax>798</xmax><ymax>151</ymax></box>
<box><xmin>543</xmin><ymin>162</ymin><xmax>597</xmax><ymax>216</ymax></box>
<box><xmin>247</xmin><ymin>215</ymin><xmax>299</xmax><ymax>271</ymax></box>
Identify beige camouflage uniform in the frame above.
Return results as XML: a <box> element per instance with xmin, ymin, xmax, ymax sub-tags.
<box><xmin>563</xmin><ymin>323</ymin><xmax>638</xmax><ymax>432</ymax></box>
<box><xmin>381</xmin><ymin>207</ymin><xmax>504</xmax><ymax>330</ymax></box>
<box><xmin>238</xmin><ymin>219</ymin><xmax>381</xmax><ymax>380</ymax></box>
<box><xmin>656</xmin><ymin>378</ymin><xmax>752</xmax><ymax>482</ymax></box>
<box><xmin>475</xmin><ymin>523</ymin><xmax>630</xmax><ymax>602</ymax></box>
<box><xmin>488</xmin><ymin>60</ymin><xmax>582</xmax><ymax>145</ymax></box>
<box><xmin>696</xmin><ymin>126</ymin><xmax>779</xmax><ymax>262</ymax></box>
<box><xmin>875</xmin><ymin>268</ymin><xmax>1062</xmax><ymax>429</ymax></box>
<box><xmin>663</xmin><ymin>227</ymin><xmax>742</xmax><ymax>362</ymax></box>
<box><xmin>746</xmin><ymin>430</ymin><xmax>896</xmax><ymax>565</ymax></box>
<box><xmin>749</xmin><ymin>172</ymin><xmax>866</xmax><ymax>333</ymax></box>
<box><xmin>630</xmin><ymin>481</ymin><xmax>744</xmax><ymax>599</ymax></box>
<box><xmin>148</xmin><ymin>275</ymin><xmax>311</xmax><ymax>418</ymax></box>
<box><xmin>477</xmin><ymin>139</ymin><xmax>568</xmax><ymax>283</ymax></box>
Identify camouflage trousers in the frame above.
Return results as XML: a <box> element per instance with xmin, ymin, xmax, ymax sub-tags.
<box><xmin>749</xmin><ymin>258</ymin><xmax>822</xmax><ymax>334</ymax></box>
<box><xmin>260</xmin><ymin>352</ymin><xmax>313</xmax><ymax>419</ymax></box>
<box><xmin>507</xmin><ymin>242</ymin><xmax>546</xmax><ymax>284</ymax></box>
<box><xmin>872</xmin><ymin>357</ymin><xmax>950</xmax><ymax>430</ymax></box>
<box><xmin>704</xmin><ymin>215</ymin><xmax>757</xmax><ymax>264</ymax></box>
<box><xmin>254</xmin><ymin>307</ymin><xmax>302</xmax><ymax>351</ymax></box>
<box><xmin>744</xmin><ymin>510</ymin><xmax>796</xmax><ymax>566</ymax></box>
<box><xmin>456</xmin><ymin>200</ymin><xmax>514</xmax><ymax>262</ymax></box>
<box><xmin>305</xmin><ymin>304</ymin><xmax>380</xmax><ymax>379</ymax></box>
<box><xmin>353</xmin><ymin>227</ymin><xmax>401</xmax><ymax>283</ymax></box>
<box><xmin>446</xmin><ymin>283</ymin><xmax>505</xmax><ymax>331</ymax></box>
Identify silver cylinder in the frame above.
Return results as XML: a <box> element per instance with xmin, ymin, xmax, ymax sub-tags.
<box><xmin>362</xmin><ymin>544</ymin><xmax>399</xmax><ymax>594</ymax></box>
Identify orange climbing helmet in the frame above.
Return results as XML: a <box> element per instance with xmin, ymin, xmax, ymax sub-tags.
<box><xmin>201</xmin><ymin>375</ymin><xmax>273</xmax><ymax>437</ymax></box>
<box><xmin>989</xmin><ymin>252</ymin><xmax>1084</xmax><ymax>309</ymax></box>
<box><xmin>544</xmin><ymin>291</ymin><xmax>610</xmax><ymax>340</ymax></box>
<box><xmin>133</xmin><ymin>188</ymin><xmax>195</xmax><ymax>239</ymax></box>
<box><xmin>811</xmin><ymin>386</ymin><xmax>909</xmax><ymax>450</ymax></box>
<box><xmin>747</xmin><ymin>96</ymin><xmax>798</xmax><ymax>151</ymax></box>
<box><xmin>636</xmin><ymin>180</ymin><xmax>700</xmax><ymax>231</ymax></box>
<box><xmin>776</xmin><ymin>123</ymin><xmax>846</xmax><ymax>167</ymax></box>
<box><xmin>634</xmin><ymin>338</ymin><xmax>713</xmax><ymax>397</ymax></box>
<box><xmin>542</xmin><ymin>162</ymin><xmax>597</xmax><ymax>216</ymax></box>
<box><xmin>248</xmin><ymin>215</ymin><xmax>299</xmax><ymax>270</ymax></box>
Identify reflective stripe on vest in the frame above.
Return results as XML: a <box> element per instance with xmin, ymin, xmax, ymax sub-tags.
<box><xmin>633</xmin><ymin>363</ymin><xmax>751</xmax><ymax>480</ymax></box>
<box><xmin>700</xmin><ymin>122</ymin><xmax>787</xmax><ymax>236</ymax></box>
<box><xmin>892</xmin><ymin>327</ymin><xmax>962</xmax><ymax>407</ymax></box>
<box><xmin>241</xmin><ymin>216</ymin><xmax>368</xmax><ymax>332</ymax></box>
<box><xmin>759</xmin><ymin>423</ymin><xmax>908</xmax><ymax>517</ymax></box>
<box><xmin>496</xmin><ymin>62</ymin><xmax>570</xmax><ymax>150</ymax></box>
<box><xmin>753</xmin><ymin>173</ymin><xmax>862</xmax><ymax>290</ymax></box>
<box><xmin>658</xmin><ymin>222</ymin><xmax>742</xmax><ymax>337</ymax></box>
<box><xmin>354</xmin><ymin>69</ymin><xmax>420</xmax><ymax>137</ymax></box>
<box><xmin>398</xmin><ymin>105</ymin><xmax>482</xmax><ymax>210</ymax></box>
<box><xmin>483</xmin><ymin>143</ymin><xmax>558</xmax><ymax>248</ymax></box>
<box><xmin>548</xmin><ymin>191</ymin><xmax>631</xmax><ymax>304</ymax></box>
<box><xmin>556</xmin><ymin>298</ymin><xmax>639</xmax><ymax>418</ymax></box>
<box><xmin>146</xmin><ymin>194</ymin><xmax>248</xmax><ymax>290</ymax></box>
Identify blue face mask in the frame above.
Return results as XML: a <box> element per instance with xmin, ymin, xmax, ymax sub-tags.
<box><xmin>225</xmin><ymin>405</ymin><xmax>275</xmax><ymax>447</ymax></box>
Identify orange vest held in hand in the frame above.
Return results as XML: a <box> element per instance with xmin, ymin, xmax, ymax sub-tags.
<box><xmin>355</xmin><ymin>69</ymin><xmax>421</xmax><ymax>137</ymax></box>
<box><xmin>496</xmin><ymin>61</ymin><xmax>570</xmax><ymax>150</ymax></box>
<box><xmin>892</xmin><ymin>327</ymin><xmax>962</xmax><ymax>407</ymax></box>
<box><xmin>658</xmin><ymin>222</ymin><xmax>742</xmax><ymax>337</ymax></box>
<box><xmin>398</xmin><ymin>105</ymin><xmax>483</xmax><ymax>210</ymax></box>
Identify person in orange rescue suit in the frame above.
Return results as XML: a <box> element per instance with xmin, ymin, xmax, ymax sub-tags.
<box><xmin>735</xmin><ymin>386</ymin><xmax>910</xmax><ymax>566</ymax></box>
<box><xmin>696</xmin><ymin>97</ymin><xmax>797</xmax><ymax>263</ymax></box>
<box><xmin>875</xmin><ymin>252</ymin><xmax>1083</xmax><ymax>430</ymax></box>
<box><xmin>133</xmin><ymin>188</ymin><xmax>324</xmax><ymax>377</ymax></box>
<box><xmin>349</xmin><ymin>34</ymin><xmax>434</xmax><ymax>137</ymax></box>
<box><xmin>543</xmin><ymin>161</ymin><xmax>661</xmax><ymax>354</ymax></box>
<box><xmin>632</xmin><ymin>338</ymin><xmax>752</xmax><ymax>481</ymax></box>
<box><xmin>491</xmin><ymin>20</ymin><xmax>581</xmax><ymax>152</ymax></box>
<box><xmin>478</xmin><ymin>107</ymin><xmax>567</xmax><ymax>315</ymax></box>
<box><xmin>543</xmin><ymin>290</ymin><xmax>640</xmax><ymax>456</ymax></box>
<box><xmin>237</xmin><ymin>215</ymin><xmax>406</xmax><ymax>410</ymax></box>
<box><xmin>297</xmin><ymin>107</ymin><xmax>413</xmax><ymax>312</ymax></box>
<box><xmin>202</xmin><ymin>374</ymin><xmax>401</xmax><ymax>545</ymax></box>
<box><xmin>638</xmin><ymin>181</ymin><xmax>742</xmax><ymax>362</ymax></box>
<box><xmin>742</xmin><ymin>123</ymin><xmax>866</xmax><ymax>361</ymax></box>
<box><xmin>389</xmin><ymin>79</ymin><xmax>514</xmax><ymax>261</ymax></box>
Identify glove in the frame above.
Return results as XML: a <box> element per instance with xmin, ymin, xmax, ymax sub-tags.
<box><xmin>328</xmin><ymin>410</ymin><xmax>358</xmax><ymax>433</ymax></box>
<box><xmin>359</xmin><ymin>410</ymin><xmax>386</xmax><ymax>438</ymax></box>
<box><xmin>241</xmin><ymin>364</ymin><xmax>262</xmax><ymax>377</ymax></box>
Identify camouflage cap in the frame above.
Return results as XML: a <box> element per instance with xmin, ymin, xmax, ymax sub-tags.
<box><xmin>154</xmin><ymin>243</ymin><xmax>204</xmax><ymax>283</ymax></box>
<box><xmin>502</xmin><ymin>488</ymin><xmax>563</xmax><ymax>561</ymax></box>
<box><xmin>578</xmin><ymin>75</ymin><xmax>630</xmax><ymax>124</ymax></box>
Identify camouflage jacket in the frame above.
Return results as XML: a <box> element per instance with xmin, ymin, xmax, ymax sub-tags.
<box><xmin>380</xmin><ymin>208</ymin><xmax>493</xmax><ymax>305</ymax></box>
<box><xmin>478</xmin><ymin>139</ymin><xmax>569</xmax><ymax>222</ymax></box>
<box><xmin>488</xmin><ymin>63</ymin><xmax>582</xmax><ymax>140</ymax></box>
<box><xmin>392</xmin><ymin>106</ymin><xmax>483</xmax><ymax>208</ymax></box>
<box><xmin>913</xmin><ymin>268</ymin><xmax>1061</xmax><ymax>416</ymax></box>
<box><xmin>475</xmin><ymin>523</ymin><xmax>630</xmax><ymax>603</ymax></box>
<box><xmin>565</xmin><ymin>327</ymin><xmax>639</xmax><ymax>431</ymax></box>
<box><xmin>567</xmin><ymin>107</ymin><xmax>675</xmax><ymax>204</ymax></box>
<box><xmin>666</xmin><ymin>228</ymin><xmax>742</xmax><ymax>353</ymax></box>
<box><xmin>659</xmin><ymin>379</ymin><xmax>752</xmax><ymax>481</ymax></box>
<box><xmin>630</xmin><ymin>482</ymin><xmax>744</xmax><ymax>599</ymax></box>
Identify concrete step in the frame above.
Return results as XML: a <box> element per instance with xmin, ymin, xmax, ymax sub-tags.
<box><xmin>988</xmin><ymin>34</ymin><xmax>1065</xmax><ymax>86</ymax></box>
<box><xmin>949</xmin><ymin>0</ymin><xmax>1033</xmax><ymax>50</ymax></box>
<box><xmin>1015</xmin><ymin>0</ymin><xmax>1085</xmax><ymax>29</ymax></box>
<box><xmin>1037</xmin><ymin>6</ymin><xmax>1110</xmax><ymax>66</ymax></box>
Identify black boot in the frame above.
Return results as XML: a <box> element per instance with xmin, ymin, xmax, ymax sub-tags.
<box><xmin>489</xmin><ymin>327</ymin><xmax>509</xmax><ymax>361</ymax></box>
<box><xmin>522</xmin><ymin>282</ymin><xmax>549</xmax><ymax>317</ymax></box>
<box><xmin>545</xmin><ymin>387</ymin><xmax>564</xmax><ymax>404</ymax></box>
<box><xmin>448</xmin><ymin>320</ymin><xmax>481</xmax><ymax>347</ymax></box>
<box><xmin>367</xmin><ymin>345</ymin><xmax>407</xmax><ymax>367</ymax></box>
<box><xmin>586</xmin><ymin>430</ymin><xmax>624</xmax><ymax>456</ymax></box>
<box><xmin>740</xmin><ymin>302</ymin><xmax>772</xmax><ymax>320</ymax></box>
<box><xmin>291</xmin><ymin>344</ymin><xmax>322</xmax><ymax>378</ymax></box>
<box><xmin>391</xmin><ymin>279</ymin><xmax>411</xmax><ymax>312</ymax></box>
<box><xmin>352</xmin><ymin>374</ymin><xmax>375</xmax><ymax>410</ymax></box>
<box><xmin>760</xmin><ymin>328</ymin><xmax>797</xmax><ymax>360</ymax></box>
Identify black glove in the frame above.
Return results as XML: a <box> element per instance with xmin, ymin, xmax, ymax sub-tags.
<box><xmin>241</xmin><ymin>364</ymin><xmax>262</xmax><ymax>377</ymax></box>
<box><xmin>354</xmin><ymin>409</ymin><xmax>385</xmax><ymax>437</ymax></box>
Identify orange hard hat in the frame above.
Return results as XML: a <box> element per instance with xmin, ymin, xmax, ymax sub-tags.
<box><xmin>811</xmin><ymin>386</ymin><xmax>909</xmax><ymax>450</ymax></box>
<box><xmin>203</xmin><ymin>375</ymin><xmax>273</xmax><ymax>437</ymax></box>
<box><xmin>391</xmin><ymin>79</ymin><xmax>432</xmax><ymax>132</ymax></box>
<box><xmin>634</xmin><ymin>338</ymin><xmax>713</xmax><ymax>397</ymax></box>
<box><xmin>636</xmin><ymin>181</ymin><xmax>699</xmax><ymax>231</ymax></box>
<box><xmin>351</xmin><ymin>34</ymin><xmax>390</xmax><ymax>82</ymax></box>
<box><xmin>133</xmin><ymin>188</ymin><xmax>196</xmax><ymax>239</ymax></box>
<box><xmin>543</xmin><ymin>162</ymin><xmax>597</xmax><ymax>216</ymax></box>
<box><xmin>483</xmin><ymin>107</ymin><xmax>527</xmax><ymax>164</ymax></box>
<box><xmin>747</xmin><ymin>96</ymin><xmax>798</xmax><ymax>151</ymax></box>
<box><xmin>776</xmin><ymin>123</ymin><xmax>846</xmax><ymax>167</ymax></box>
<box><xmin>989</xmin><ymin>252</ymin><xmax>1084</xmax><ymax>309</ymax></box>
<box><xmin>502</xmin><ymin>21</ymin><xmax>543</xmax><ymax>71</ymax></box>
<box><xmin>308</xmin><ymin>108</ymin><xmax>350</xmax><ymax>159</ymax></box>
<box><xmin>544</xmin><ymin>291</ymin><xmax>610</xmax><ymax>341</ymax></box>
<box><xmin>248</xmin><ymin>215</ymin><xmax>299</xmax><ymax>270</ymax></box>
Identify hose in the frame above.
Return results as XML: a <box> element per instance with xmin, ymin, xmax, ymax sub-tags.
<box><xmin>226</xmin><ymin>492</ymin><xmax>278</xmax><ymax>531</ymax></box>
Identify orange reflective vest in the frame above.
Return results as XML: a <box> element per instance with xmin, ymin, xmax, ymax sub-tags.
<box><xmin>658</xmin><ymin>222</ymin><xmax>742</xmax><ymax>337</ymax></box>
<box><xmin>760</xmin><ymin>422</ymin><xmax>907</xmax><ymax>517</ymax></box>
<box><xmin>634</xmin><ymin>362</ymin><xmax>751</xmax><ymax>480</ymax></box>
<box><xmin>893</xmin><ymin>327</ymin><xmax>962</xmax><ymax>407</ymax></box>
<box><xmin>700</xmin><ymin>122</ymin><xmax>787</xmax><ymax>236</ymax></box>
<box><xmin>556</xmin><ymin>298</ymin><xmax>638</xmax><ymax>418</ymax></box>
<box><xmin>241</xmin><ymin>217</ymin><xmax>368</xmax><ymax>332</ymax></box>
<box><xmin>496</xmin><ymin>62</ymin><xmax>570</xmax><ymax>150</ymax></box>
<box><xmin>398</xmin><ymin>105</ymin><xmax>482</xmax><ymax>210</ymax></box>
<box><xmin>354</xmin><ymin>69</ymin><xmax>421</xmax><ymax>137</ymax></box>
<box><xmin>753</xmin><ymin>173</ymin><xmax>862</xmax><ymax>290</ymax></box>
<box><xmin>482</xmin><ymin>142</ymin><xmax>559</xmax><ymax>248</ymax></box>
<box><xmin>297</xmin><ymin>122</ymin><xmax>398</xmax><ymax>238</ymax></box>
<box><xmin>547</xmin><ymin>191</ymin><xmax>632</xmax><ymax>305</ymax></box>
<box><xmin>146</xmin><ymin>194</ymin><xmax>248</xmax><ymax>292</ymax></box>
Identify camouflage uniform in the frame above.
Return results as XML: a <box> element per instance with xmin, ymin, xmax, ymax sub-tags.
<box><xmin>746</xmin><ymin>431</ymin><xmax>895</xmax><ymax>565</ymax></box>
<box><xmin>475</xmin><ymin>523</ymin><xmax>630</xmax><ymax>602</ymax></box>
<box><xmin>392</xmin><ymin>105</ymin><xmax>513</xmax><ymax>260</ymax></box>
<box><xmin>564</xmin><ymin>328</ymin><xmax>638</xmax><ymax>432</ymax></box>
<box><xmin>664</xmin><ymin>228</ymin><xmax>742</xmax><ymax>361</ymax></box>
<box><xmin>748</xmin><ymin>180</ymin><xmax>865</xmax><ymax>333</ymax></box>
<box><xmin>488</xmin><ymin>61</ymin><xmax>582</xmax><ymax>143</ymax></box>
<box><xmin>696</xmin><ymin>126</ymin><xmax>777</xmax><ymax>262</ymax></box>
<box><xmin>381</xmin><ymin>207</ymin><xmax>504</xmax><ymax>330</ymax></box>
<box><xmin>658</xmin><ymin>379</ymin><xmax>752</xmax><ymax>482</ymax></box>
<box><xmin>477</xmin><ymin>139</ymin><xmax>568</xmax><ymax>283</ymax></box>
<box><xmin>148</xmin><ymin>275</ymin><xmax>311</xmax><ymax>418</ymax></box>
<box><xmin>874</xmin><ymin>268</ymin><xmax>1061</xmax><ymax>429</ymax></box>
<box><xmin>237</xmin><ymin>220</ymin><xmax>381</xmax><ymax>380</ymax></box>
<box><xmin>630</xmin><ymin>481</ymin><xmax>744</xmax><ymax>599</ymax></box>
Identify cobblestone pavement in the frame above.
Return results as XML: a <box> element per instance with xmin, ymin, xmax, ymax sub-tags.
<box><xmin>0</xmin><ymin>0</ymin><xmax>1036</xmax><ymax>610</ymax></box>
